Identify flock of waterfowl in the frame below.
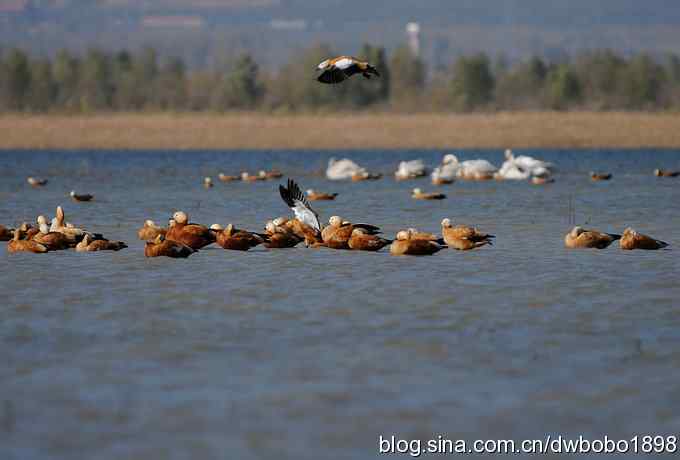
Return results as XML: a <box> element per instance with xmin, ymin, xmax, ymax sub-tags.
<box><xmin>321</xmin><ymin>151</ymin><xmax>679</xmax><ymax>201</ymax></box>
<box><xmin>3</xmin><ymin>168</ymin><xmax>671</xmax><ymax>257</ymax></box>
<box><xmin>2</xmin><ymin>206</ymin><xmax>126</xmax><ymax>254</ymax></box>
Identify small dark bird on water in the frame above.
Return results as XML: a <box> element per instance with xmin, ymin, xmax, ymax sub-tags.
<box><xmin>316</xmin><ymin>56</ymin><xmax>380</xmax><ymax>84</ymax></box>
<box><xmin>70</xmin><ymin>190</ymin><xmax>94</xmax><ymax>202</ymax></box>
<box><xmin>27</xmin><ymin>177</ymin><xmax>48</xmax><ymax>187</ymax></box>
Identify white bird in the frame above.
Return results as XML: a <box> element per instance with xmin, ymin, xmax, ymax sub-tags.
<box><xmin>278</xmin><ymin>179</ymin><xmax>322</xmax><ymax>233</ymax></box>
<box><xmin>435</xmin><ymin>154</ymin><xmax>497</xmax><ymax>180</ymax></box>
<box><xmin>496</xmin><ymin>149</ymin><xmax>554</xmax><ymax>180</ymax></box>
<box><xmin>326</xmin><ymin>157</ymin><xmax>366</xmax><ymax>180</ymax></box>
<box><xmin>504</xmin><ymin>149</ymin><xmax>553</xmax><ymax>172</ymax></box>
<box><xmin>395</xmin><ymin>159</ymin><xmax>428</xmax><ymax>180</ymax></box>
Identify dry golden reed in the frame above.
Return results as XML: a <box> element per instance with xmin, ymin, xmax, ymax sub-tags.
<box><xmin>1</xmin><ymin>112</ymin><xmax>679</xmax><ymax>150</ymax></box>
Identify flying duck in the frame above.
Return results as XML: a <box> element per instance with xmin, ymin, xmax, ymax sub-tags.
<box><xmin>620</xmin><ymin>228</ymin><xmax>669</xmax><ymax>250</ymax></box>
<box><xmin>7</xmin><ymin>229</ymin><xmax>48</xmax><ymax>253</ymax></box>
<box><xmin>76</xmin><ymin>234</ymin><xmax>127</xmax><ymax>252</ymax></box>
<box><xmin>590</xmin><ymin>172</ymin><xmax>612</xmax><ymax>181</ymax></box>
<box><xmin>211</xmin><ymin>224</ymin><xmax>265</xmax><ymax>251</ymax></box>
<box><xmin>70</xmin><ymin>190</ymin><xmax>94</xmax><ymax>202</ymax></box>
<box><xmin>316</xmin><ymin>56</ymin><xmax>380</xmax><ymax>84</ymax></box>
<box><xmin>165</xmin><ymin>211</ymin><xmax>215</xmax><ymax>250</ymax></box>
<box><xmin>27</xmin><ymin>177</ymin><xmax>48</xmax><ymax>187</ymax></box>
<box><xmin>306</xmin><ymin>189</ymin><xmax>337</xmax><ymax>201</ymax></box>
<box><xmin>145</xmin><ymin>234</ymin><xmax>196</xmax><ymax>258</ymax></box>
<box><xmin>441</xmin><ymin>218</ymin><xmax>494</xmax><ymax>250</ymax></box>
<box><xmin>390</xmin><ymin>230</ymin><xmax>444</xmax><ymax>256</ymax></box>
<box><xmin>654</xmin><ymin>169</ymin><xmax>680</xmax><ymax>177</ymax></box>
<box><xmin>412</xmin><ymin>188</ymin><xmax>446</xmax><ymax>200</ymax></box>
<box><xmin>564</xmin><ymin>226</ymin><xmax>621</xmax><ymax>249</ymax></box>
<box><xmin>138</xmin><ymin>220</ymin><xmax>167</xmax><ymax>241</ymax></box>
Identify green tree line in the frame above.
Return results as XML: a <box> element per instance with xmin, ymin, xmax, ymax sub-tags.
<box><xmin>1</xmin><ymin>45</ymin><xmax>680</xmax><ymax>112</ymax></box>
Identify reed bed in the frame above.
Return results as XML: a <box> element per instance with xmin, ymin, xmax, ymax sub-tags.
<box><xmin>1</xmin><ymin>112</ymin><xmax>679</xmax><ymax>150</ymax></box>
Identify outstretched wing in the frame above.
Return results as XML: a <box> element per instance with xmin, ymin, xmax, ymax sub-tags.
<box><xmin>317</xmin><ymin>67</ymin><xmax>348</xmax><ymax>84</ymax></box>
<box><xmin>279</xmin><ymin>179</ymin><xmax>322</xmax><ymax>232</ymax></box>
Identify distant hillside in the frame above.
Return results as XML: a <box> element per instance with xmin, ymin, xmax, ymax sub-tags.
<box><xmin>3</xmin><ymin>0</ymin><xmax>680</xmax><ymax>68</ymax></box>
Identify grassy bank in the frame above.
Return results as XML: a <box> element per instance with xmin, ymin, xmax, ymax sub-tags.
<box><xmin>1</xmin><ymin>112</ymin><xmax>680</xmax><ymax>150</ymax></box>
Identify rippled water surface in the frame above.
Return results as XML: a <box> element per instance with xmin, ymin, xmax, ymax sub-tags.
<box><xmin>1</xmin><ymin>149</ymin><xmax>679</xmax><ymax>459</ymax></box>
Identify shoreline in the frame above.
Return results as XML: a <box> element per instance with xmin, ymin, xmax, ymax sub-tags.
<box><xmin>1</xmin><ymin>112</ymin><xmax>680</xmax><ymax>150</ymax></box>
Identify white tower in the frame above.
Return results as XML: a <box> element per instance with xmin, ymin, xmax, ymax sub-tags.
<box><xmin>406</xmin><ymin>22</ymin><xmax>421</xmax><ymax>57</ymax></box>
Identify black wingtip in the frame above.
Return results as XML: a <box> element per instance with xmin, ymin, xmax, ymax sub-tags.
<box><xmin>279</xmin><ymin>184</ymin><xmax>295</xmax><ymax>208</ymax></box>
<box><xmin>287</xmin><ymin>179</ymin><xmax>311</xmax><ymax>207</ymax></box>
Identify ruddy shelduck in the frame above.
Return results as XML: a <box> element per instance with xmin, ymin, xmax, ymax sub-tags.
<box><xmin>441</xmin><ymin>218</ymin><xmax>494</xmax><ymax>250</ymax></box>
<box><xmin>218</xmin><ymin>173</ymin><xmax>239</xmax><ymax>182</ymax></box>
<box><xmin>138</xmin><ymin>220</ymin><xmax>167</xmax><ymax>241</ymax></box>
<box><xmin>590</xmin><ymin>172</ymin><xmax>612</xmax><ymax>181</ymax></box>
<box><xmin>316</xmin><ymin>56</ymin><xmax>380</xmax><ymax>84</ymax></box>
<box><xmin>0</xmin><ymin>225</ymin><xmax>13</xmax><ymax>241</ymax></box>
<box><xmin>348</xmin><ymin>228</ymin><xmax>391</xmax><ymax>251</ymax></box>
<box><xmin>76</xmin><ymin>234</ymin><xmax>127</xmax><ymax>252</ymax></box>
<box><xmin>620</xmin><ymin>228</ymin><xmax>669</xmax><ymax>250</ymax></box>
<box><xmin>390</xmin><ymin>230</ymin><xmax>443</xmax><ymax>256</ymax></box>
<box><xmin>33</xmin><ymin>223</ymin><xmax>71</xmax><ymax>250</ymax></box>
<box><xmin>564</xmin><ymin>226</ymin><xmax>621</xmax><ymax>249</ymax></box>
<box><xmin>145</xmin><ymin>234</ymin><xmax>195</xmax><ymax>258</ymax></box>
<box><xmin>412</xmin><ymin>188</ymin><xmax>446</xmax><ymax>200</ymax></box>
<box><xmin>263</xmin><ymin>222</ymin><xmax>302</xmax><ymax>248</ymax></box>
<box><xmin>321</xmin><ymin>215</ymin><xmax>381</xmax><ymax>250</ymax></box>
<box><xmin>27</xmin><ymin>177</ymin><xmax>47</xmax><ymax>187</ymax></box>
<box><xmin>654</xmin><ymin>169</ymin><xmax>680</xmax><ymax>177</ymax></box>
<box><xmin>211</xmin><ymin>224</ymin><xmax>265</xmax><ymax>251</ymax></box>
<box><xmin>7</xmin><ymin>229</ymin><xmax>48</xmax><ymax>253</ymax></box>
<box><xmin>351</xmin><ymin>171</ymin><xmax>382</xmax><ymax>182</ymax></box>
<box><xmin>165</xmin><ymin>211</ymin><xmax>215</xmax><ymax>250</ymax></box>
<box><xmin>306</xmin><ymin>189</ymin><xmax>338</xmax><ymax>201</ymax></box>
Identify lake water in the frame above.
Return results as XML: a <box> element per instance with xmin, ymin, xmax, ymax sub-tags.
<box><xmin>1</xmin><ymin>149</ymin><xmax>679</xmax><ymax>459</ymax></box>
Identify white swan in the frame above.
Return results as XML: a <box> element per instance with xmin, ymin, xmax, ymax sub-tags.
<box><xmin>326</xmin><ymin>157</ymin><xmax>366</xmax><ymax>180</ymax></box>
<box><xmin>504</xmin><ymin>149</ymin><xmax>553</xmax><ymax>172</ymax></box>
<box><xmin>496</xmin><ymin>149</ymin><xmax>554</xmax><ymax>180</ymax></box>
<box><xmin>434</xmin><ymin>154</ymin><xmax>497</xmax><ymax>180</ymax></box>
<box><xmin>395</xmin><ymin>159</ymin><xmax>428</xmax><ymax>180</ymax></box>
